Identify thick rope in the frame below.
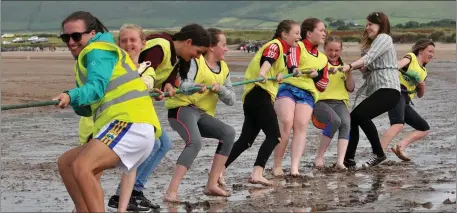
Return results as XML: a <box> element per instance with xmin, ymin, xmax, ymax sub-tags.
<box><xmin>2</xmin><ymin>72</ymin><xmax>309</xmax><ymax>111</ymax></box>
<box><xmin>1</xmin><ymin>100</ymin><xmax>61</xmax><ymax>111</ymax></box>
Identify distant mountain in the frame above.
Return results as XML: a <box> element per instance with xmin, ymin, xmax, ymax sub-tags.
<box><xmin>1</xmin><ymin>1</ymin><xmax>455</xmax><ymax>32</ymax></box>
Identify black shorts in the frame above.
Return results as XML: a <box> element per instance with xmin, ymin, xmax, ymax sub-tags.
<box><xmin>387</xmin><ymin>92</ymin><xmax>430</xmax><ymax>131</ymax></box>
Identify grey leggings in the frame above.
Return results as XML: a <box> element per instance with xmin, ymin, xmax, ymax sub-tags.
<box><xmin>312</xmin><ymin>100</ymin><xmax>351</xmax><ymax>140</ymax></box>
<box><xmin>168</xmin><ymin>106</ymin><xmax>236</xmax><ymax>169</ymax></box>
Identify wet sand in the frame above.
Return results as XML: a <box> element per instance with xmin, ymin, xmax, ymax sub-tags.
<box><xmin>1</xmin><ymin>43</ymin><xmax>456</xmax><ymax>212</ymax></box>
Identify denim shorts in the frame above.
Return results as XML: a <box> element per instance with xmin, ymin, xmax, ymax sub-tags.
<box><xmin>276</xmin><ymin>83</ymin><xmax>315</xmax><ymax>108</ymax></box>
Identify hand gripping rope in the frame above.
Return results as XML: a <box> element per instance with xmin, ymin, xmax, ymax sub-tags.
<box><xmin>1</xmin><ymin>70</ymin><xmax>313</xmax><ymax>111</ymax></box>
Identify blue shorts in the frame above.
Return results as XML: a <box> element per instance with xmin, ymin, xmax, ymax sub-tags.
<box><xmin>276</xmin><ymin>83</ymin><xmax>315</xmax><ymax>108</ymax></box>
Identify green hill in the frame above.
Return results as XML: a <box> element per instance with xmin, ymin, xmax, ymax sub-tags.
<box><xmin>1</xmin><ymin>1</ymin><xmax>455</xmax><ymax>32</ymax></box>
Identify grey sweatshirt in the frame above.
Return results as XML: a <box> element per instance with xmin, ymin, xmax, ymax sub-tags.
<box><xmin>179</xmin><ymin>58</ymin><xmax>236</xmax><ymax>106</ymax></box>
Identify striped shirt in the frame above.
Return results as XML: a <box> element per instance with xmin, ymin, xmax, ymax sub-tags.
<box><xmin>358</xmin><ymin>33</ymin><xmax>400</xmax><ymax>97</ymax></box>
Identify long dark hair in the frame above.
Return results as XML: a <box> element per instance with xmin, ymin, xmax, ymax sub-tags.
<box><xmin>172</xmin><ymin>24</ymin><xmax>211</xmax><ymax>80</ymax></box>
<box><xmin>300</xmin><ymin>18</ymin><xmax>322</xmax><ymax>40</ymax></box>
<box><xmin>61</xmin><ymin>11</ymin><xmax>109</xmax><ymax>33</ymax></box>
<box><xmin>361</xmin><ymin>12</ymin><xmax>391</xmax><ymax>50</ymax></box>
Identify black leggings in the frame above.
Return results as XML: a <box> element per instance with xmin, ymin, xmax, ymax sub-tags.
<box><xmin>345</xmin><ymin>88</ymin><xmax>400</xmax><ymax>160</ymax></box>
<box><xmin>225</xmin><ymin>86</ymin><xmax>281</xmax><ymax>168</ymax></box>
<box><xmin>388</xmin><ymin>93</ymin><xmax>430</xmax><ymax>131</ymax></box>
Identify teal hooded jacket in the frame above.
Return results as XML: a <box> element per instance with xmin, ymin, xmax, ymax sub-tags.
<box><xmin>67</xmin><ymin>32</ymin><xmax>119</xmax><ymax>116</ymax></box>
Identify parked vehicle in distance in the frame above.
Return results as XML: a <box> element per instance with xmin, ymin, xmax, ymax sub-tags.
<box><xmin>12</xmin><ymin>37</ymin><xmax>25</xmax><ymax>43</ymax></box>
<box><xmin>27</xmin><ymin>36</ymin><xmax>39</xmax><ymax>41</ymax></box>
<box><xmin>31</xmin><ymin>37</ymin><xmax>49</xmax><ymax>43</ymax></box>
<box><xmin>1</xmin><ymin>34</ymin><xmax>15</xmax><ymax>38</ymax></box>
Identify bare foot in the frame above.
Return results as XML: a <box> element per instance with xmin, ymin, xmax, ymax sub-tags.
<box><xmin>272</xmin><ymin>167</ymin><xmax>284</xmax><ymax>177</ymax></box>
<box><xmin>334</xmin><ymin>163</ymin><xmax>348</xmax><ymax>171</ymax></box>
<box><xmin>163</xmin><ymin>192</ymin><xmax>180</xmax><ymax>203</ymax></box>
<box><xmin>203</xmin><ymin>185</ymin><xmax>231</xmax><ymax>197</ymax></box>
<box><xmin>392</xmin><ymin>145</ymin><xmax>410</xmax><ymax>161</ymax></box>
<box><xmin>218</xmin><ymin>173</ymin><xmax>226</xmax><ymax>187</ymax></box>
<box><xmin>165</xmin><ymin>202</ymin><xmax>180</xmax><ymax>213</ymax></box>
<box><xmin>290</xmin><ymin>168</ymin><xmax>300</xmax><ymax>177</ymax></box>
<box><xmin>248</xmin><ymin>175</ymin><xmax>273</xmax><ymax>186</ymax></box>
<box><xmin>314</xmin><ymin>158</ymin><xmax>324</xmax><ymax>168</ymax></box>
<box><xmin>290</xmin><ymin>171</ymin><xmax>300</xmax><ymax>177</ymax></box>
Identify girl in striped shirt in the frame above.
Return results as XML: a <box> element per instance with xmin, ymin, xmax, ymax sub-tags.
<box><xmin>340</xmin><ymin>12</ymin><xmax>400</xmax><ymax>168</ymax></box>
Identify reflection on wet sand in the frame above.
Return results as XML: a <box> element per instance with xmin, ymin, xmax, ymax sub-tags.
<box><xmin>164</xmin><ymin>199</ymin><xmax>228</xmax><ymax>213</ymax></box>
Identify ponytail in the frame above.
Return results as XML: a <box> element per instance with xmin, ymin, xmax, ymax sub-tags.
<box><xmin>172</xmin><ymin>57</ymin><xmax>192</xmax><ymax>81</ymax></box>
<box><xmin>272</xmin><ymin>20</ymin><xmax>299</xmax><ymax>40</ymax></box>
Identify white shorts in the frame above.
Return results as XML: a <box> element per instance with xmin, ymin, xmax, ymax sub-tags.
<box><xmin>94</xmin><ymin>120</ymin><xmax>155</xmax><ymax>174</ymax></box>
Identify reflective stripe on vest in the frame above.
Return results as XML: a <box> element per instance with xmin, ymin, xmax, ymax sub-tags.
<box><xmin>92</xmin><ymin>90</ymin><xmax>150</xmax><ymax>121</ymax></box>
<box><xmin>77</xmin><ymin>50</ymin><xmax>140</xmax><ymax>93</ymax></box>
<box><xmin>105</xmin><ymin>50</ymin><xmax>140</xmax><ymax>93</ymax></box>
<box><xmin>76</xmin><ymin>49</ymin><xmax>150</xmax><ymax>121</ymax></box>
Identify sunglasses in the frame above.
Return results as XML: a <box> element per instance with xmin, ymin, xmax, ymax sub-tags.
<box><xmin>59</xmin><ymin>30</ymin><xmax>92</xmax><ymax>43</ymax></box>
